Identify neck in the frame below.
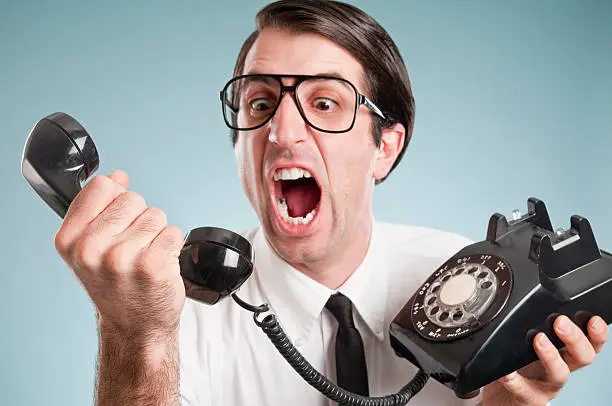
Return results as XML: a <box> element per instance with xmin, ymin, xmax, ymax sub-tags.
<box><xmin>291</xmin><ymin>216</ymin><xmax>373</xmax><ymax>290</ymax></box>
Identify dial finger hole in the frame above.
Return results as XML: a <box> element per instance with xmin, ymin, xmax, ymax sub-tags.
<box><xmin>477</xmin><ymin>272</ymin><xmax>488</xmax><ymax>279</ymax></box>
<box><xmin>426</xmin><ymin>296</ymin><xmax>437</xmax><ymax>306</ymax></box>
<box><xmin>454</xmin><ymin>267</ymin><xmax>465</xmax><ymax>275</ymax></box>
<box><xmin>453</xmin><ymin>311</ymin><xmax>464</xmax><ymax>321</ymax></box>
<box><xmin>439</xmin><ymin>311</ymin><xmax>449</xmax><ymax>321</ymax></box>
<box><xmin>431</xmin><ymin>284</ymin><xmax>441</xmax><ymax>294</ymax></box>
<box><xmin>430</xmin><ymin>306</ymin><xmax>440</xmax><ymax>316</ymax></box>
<box><xmin>481</xmin><ymin>281</ymin><xmax>493</xmax><ymax>289</ymax></box>
<box><xmin>467</xmin><ymin>266</ymin><xmax>478</xmax><ymax>274</ymax></box>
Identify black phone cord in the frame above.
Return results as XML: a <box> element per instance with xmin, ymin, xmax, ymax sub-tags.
<box><xmin>232</xmin><ymin>293</ymin><xmax>428</xmax><ymax>406</ymax></box>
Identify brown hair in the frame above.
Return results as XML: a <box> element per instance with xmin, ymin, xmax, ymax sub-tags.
<box><xmin>230</xmin><ymin>0</ymin><xmax>415</xmax><ymax>181</ymax></box>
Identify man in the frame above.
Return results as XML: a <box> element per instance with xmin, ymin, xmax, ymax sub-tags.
<box><xmin>53</xmin><ymin>1</ymin><xmax>608</xmax><ymax>405</ymax></box>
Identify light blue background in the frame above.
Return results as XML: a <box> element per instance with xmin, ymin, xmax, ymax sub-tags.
<box><xmin>1</xmin><ymin>0</ymin><xmax>610</xmax><ymax>405</ymax></box>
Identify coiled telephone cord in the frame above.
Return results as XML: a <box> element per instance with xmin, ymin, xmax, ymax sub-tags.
<box><xmin>232</xmin><ymin>293</ymin><xmax>428</xmax><ymax>406</ymax></box>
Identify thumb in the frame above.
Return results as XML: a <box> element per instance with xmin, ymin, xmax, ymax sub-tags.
<box><xmin>108</xmin><ymin>170</ymin><xmax>129</xmax><ymax>190</ymax></box>
<box><xmin>497</xmin><ymin>371</ymin><xmax>534</xmax><ymax>403</ymax></box>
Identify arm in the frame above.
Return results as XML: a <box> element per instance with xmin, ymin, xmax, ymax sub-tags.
<box><xmin>95</xmin><ymin>328</ymin><xmax>180</xmax><ymax>406</ymax></box>
<box><xmin>53</xmin><ymin>171</ymin><xmax>186</xmax><ymax>406</ymax></box>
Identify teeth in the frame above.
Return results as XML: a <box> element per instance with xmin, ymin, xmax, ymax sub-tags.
<box><xmin>276</xmin><ymin>197</ymin><xmax>317</xmax><ymax>225</ymax></box>
<box><xmin>272</xmin><ymin>167</ymin><xmax>318</xmax><ymax>226</ymax></box>
<box><xmin>273</xmin><ymin>167</ymin><xmax>313</xmax><ymax>181</ymax></box>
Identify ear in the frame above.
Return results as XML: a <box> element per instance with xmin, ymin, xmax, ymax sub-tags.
<box><xmin>373</xmin><ymin>123</ymin><xmax>405</xmax><ymax>181</ymax></box>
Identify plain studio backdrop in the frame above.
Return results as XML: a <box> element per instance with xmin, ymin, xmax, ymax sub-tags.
<box><xmin>0</xmin><ymin>0</ymin><xmax>610</xmax><ymax>405</ymax></box>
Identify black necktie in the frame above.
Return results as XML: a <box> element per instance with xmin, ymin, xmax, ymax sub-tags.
<box><xmin>325</xmin><ymin>293</ymin><xmax>369</xmax><ymax>396</ymax></box>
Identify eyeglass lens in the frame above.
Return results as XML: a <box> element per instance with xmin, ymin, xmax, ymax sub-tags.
<box><xmin>223</xmin><ymin>76</ymin><xmax>358</xmax><ymax>132</ymax></box>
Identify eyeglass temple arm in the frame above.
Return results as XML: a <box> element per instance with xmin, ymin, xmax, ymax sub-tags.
<box><xmin>361</xmin><ymin>95</ymin><xmax>386</xmax><ymax>120</ymax></box>
<box><xmin>220</xmin><ymin>91</ymin><xmax>238</xmax><ymax>114</ymax></box>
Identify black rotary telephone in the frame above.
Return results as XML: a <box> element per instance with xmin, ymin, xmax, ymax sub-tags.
<box><xmin>22</xmin><ymin>112</ymin><xmax>612</xmax><ymax>403</ymax></box>
<box><xmin>390</xmin><ymin>199</ymin><xmax>612</xmax><ymax>397</ymax></box>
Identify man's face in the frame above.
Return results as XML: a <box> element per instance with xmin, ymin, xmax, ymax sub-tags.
<box><xmin>234</xmin><ymin>28</ymin><xmax>386</xmax><ymax>269</ymax></box>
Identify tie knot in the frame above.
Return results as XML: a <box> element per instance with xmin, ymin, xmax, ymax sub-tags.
<box><xmin>325</xmin><ymin>293</ymin><xmax>355</xmax><ymax>328</ymax></box>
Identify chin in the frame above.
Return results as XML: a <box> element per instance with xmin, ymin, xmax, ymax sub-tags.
<box><xmin>266</xmin><ymin>227</ymin><xmax>329</xmax><ymax>266</ymax></box>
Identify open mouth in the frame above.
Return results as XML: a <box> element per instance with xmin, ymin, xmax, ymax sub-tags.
<box><xmin>272</xmin><ymin>167</ymin><xmax>321</xmax><ymax>226</ymax></box>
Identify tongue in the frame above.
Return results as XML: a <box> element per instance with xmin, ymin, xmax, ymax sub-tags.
<box><xmin>284</xmin><ymin>182</ymin><xmax>320</xmax><ymax>218</ymax></box>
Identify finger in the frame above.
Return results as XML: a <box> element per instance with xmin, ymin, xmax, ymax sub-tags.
<box><xmin>148</xmin><ymin>225</ymin><xmax>184</xmax><ymax>258</ymax></box>
<box><xmin>84</xmin><ymin>190</ymin><xmax>147</xmax><ymax>240</ymax></box>
<box><xmin>122</xmin><ymin>225</ymin><xmax>183</xmax><ymax>284</ymax></box>
<box><xmin>108</xmin><ymin>170</ymin><xmax>129</xmax><ymax>190</ymax></box>
<box><xmin>554</xmin><ymin>315</ymin><xmax>596</xmax><ymax>371</ymax></box>
<box><xmin>99</xmin><ymin>208</ymin><xmax>168</xmax><ymax>276</ymax></box>
<box><xmin>114</xmin><ymin>207</ymin><xmax>168</xmax><ymax>249</ymax></box>
<box><xmin>71</xmin><ymin>191</ymin><xmax>148</xmax><ymax>272</ymax></box>
<box><xmin>55</xmin><ymin>175</ymin><xmax>125</xmax><ymax>259</ymax></box>
<box><xmin>533</xmin><ymin>332</ymin><xmax>570</xmax><ymax>388</ymax></box>
<box><xmin>497</xmin><ymin>371</ymin><xmax>538</xmax><ymax>403</ymax></box>
<box><xmin>587</xmin><ymin>316</ymin><xmax>609</xmax><ymax>353</ymax></box>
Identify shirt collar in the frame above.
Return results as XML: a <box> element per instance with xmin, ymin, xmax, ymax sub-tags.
<box><xmin>336</xmin><ymin>222</ymin><xmax>389</xmax><ymax>341</ymax></box>
<box><xmin>252</xmin><ymin>222</ymin><xmax>389</xmax><ymax>344</ymax></box>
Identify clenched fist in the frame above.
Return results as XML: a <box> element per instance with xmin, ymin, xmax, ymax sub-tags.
<box><xmin>54</xmin><ymin>170</ymin><xmax>185</xmax><ymax>341</ymax></box>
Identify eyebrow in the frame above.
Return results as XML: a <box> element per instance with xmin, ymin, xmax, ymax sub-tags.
<box><xmin>241</xmin><ymin>71</ymin><xmax>348</xmax><ymax>80</ymax></box>
<box><xmin>313</xmin><ymin>71</ymin><xmax>346</xmax><ymax>80</ymax></box>
<box><xmin>239</xmin><ymin>71</ymin><xmax>366</xmax><ymax>93</ymax></box>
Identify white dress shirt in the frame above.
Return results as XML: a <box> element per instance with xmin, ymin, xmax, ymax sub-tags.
<box><xmin>179</xmin><ymin>222</ymin><xmax>484</xmax><ymax>405</ymax></box>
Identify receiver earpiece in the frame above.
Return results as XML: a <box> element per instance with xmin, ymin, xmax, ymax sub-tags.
<box><xmin>21</xmin><ymin>112</ymin><xmax>99</xmax><ymax>217</ymax></box>
<box><xmin>180</xmin><ymin>227</ymin><xmax>253</xmax><ymax>304</ymax></box>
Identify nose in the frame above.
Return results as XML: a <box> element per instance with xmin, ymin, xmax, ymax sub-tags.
<box><xmin>268</xmin><ymin>91</ymin><xmax>308</xmax><ymax>148</ymax></box>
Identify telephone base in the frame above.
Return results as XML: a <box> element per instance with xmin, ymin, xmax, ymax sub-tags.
<box><xmin>389</xmin><ymin>198</ymin><xmax>612</xmax><ymax>398</ymax></box>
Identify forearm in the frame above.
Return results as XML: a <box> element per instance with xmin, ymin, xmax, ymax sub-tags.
<box><xmin>95</xmin><ymin>327</ymin><xmax>180</xmax><ymax>406</ymax></box>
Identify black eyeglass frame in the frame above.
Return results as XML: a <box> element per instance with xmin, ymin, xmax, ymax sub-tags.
<box><xmin>219</xmin><ymin>74</ymin><xmax>386</xmax><ymax>134</ymax></box>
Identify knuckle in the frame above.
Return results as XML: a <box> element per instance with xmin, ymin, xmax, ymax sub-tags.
<box><xmin>147</xmin><ymin>207</ymin><xmax>167</xmax><ymax>223</ymax></box>
<box><xmin>54</xmin><ymin>228</ymin><xmax>70</xmax><ymax>255</ymax></box>
<box><xmin>102</xmin><ymin>242</ymin><xmax>135</xmax><ymax>274</ymax></box>
<box><xmin>102</xmin><ymin>191</ymin><xmax>146</xmax><ymax>223</ymax></box>
<box><xmin>88</xmin><ymin>175</ymin><xmax>115</xmax><ymax>193</ymax></box>
<box><xmin>123</xmin><ymin>190</ymin><xmax>147</xmax><ymax>209</ymax></box>
<box><xmin>164</xmin><ymin>225</ymin><xmax>184</xmax><ymax>243</ymax></box>
<box><xmin>152</xmin><ymin>225</ymin><xmax>185</xmax><ymax>254</ymax></box>
<box><xmin>137</xmin><ymin>207</ymin><xmax>167</xmax><ymax>232</ymax></box>
<box><xmin>134</xmin><ymin>251</ymin><xmax>159</xmax><ymax>277</ymax></box>
<box><xmin>581</xmin><ymin>348</ymin><xmax>596</xmax><ymax>366</ymax></box>
<box><xmin>558</xmin><ymin>365</ymin><xmax>571</xmax><ymax>384</ymax></box>
<box><xmin>160</xmin><ymin>225</ymin><xmax>183</xmax><ymax>244</ymax></box>
<box><xmin>74</xmin><ymin>236</ymin><xmax>102</xmax><ymax>270</ymax></box>
<box><xmin>133</xmin><ymin>256</ymin><xmax>166</xmax><ymax>287</ymax></box>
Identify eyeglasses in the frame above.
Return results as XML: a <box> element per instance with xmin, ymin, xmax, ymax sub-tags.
<box><xmin>220</xmin><ymin>74</ymin><xmax>385</xmax><ymax>134</ymax></box>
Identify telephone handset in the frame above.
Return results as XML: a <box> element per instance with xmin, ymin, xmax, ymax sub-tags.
<box><xmin>22</xmin><ymin>112</ymin><xmax>427</xmax><ymax>405</ymax></box>
<box><xmin>20</xmin><ymin>112</ymin><xmax>254</xmax><ymax>306</ymax></box>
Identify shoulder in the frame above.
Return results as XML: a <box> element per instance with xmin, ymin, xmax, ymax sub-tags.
<box><xmin>375</xmin><ymin>221</ymin><xmax>473</xmax><ymax>259</ymax></box>
<box><xmin>374</xmin><ymin>222</ymin><xmax>475</xmax><ymax>314</ymax></box>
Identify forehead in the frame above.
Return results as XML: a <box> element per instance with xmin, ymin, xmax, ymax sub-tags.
<box><xmin>243</xmin><ymin>28</ymin><xmax>366</xmax><ymax>90</ymax></box>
